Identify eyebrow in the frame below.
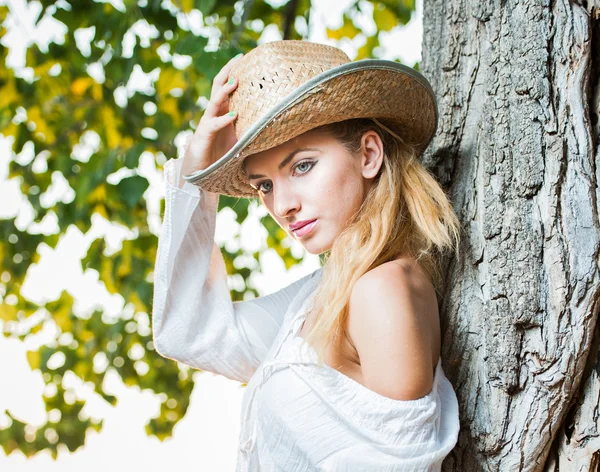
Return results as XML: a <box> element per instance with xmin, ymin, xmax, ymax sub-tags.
<box><xmin>247</xmin><ymin>147</ymin><xmax>321</xmax><ymax>181</ymax></box>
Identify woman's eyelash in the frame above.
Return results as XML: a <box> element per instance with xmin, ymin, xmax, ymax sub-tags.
<box><xmin>257</xmin><ymin>159</ymin><xmax>316</xmax><ymax>194</ymax></box>
<box><xmin>294</xmin><ymin>159</ymin><xmax>315</xmax><ymax>175</ymax></box>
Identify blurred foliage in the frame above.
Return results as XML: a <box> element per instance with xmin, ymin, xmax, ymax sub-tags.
<box><xmin>0</xmin><ymin>0</ymin><xmax>415</xmax><ymax>459</ymax></box>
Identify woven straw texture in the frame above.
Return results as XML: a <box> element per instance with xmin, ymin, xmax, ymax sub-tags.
<box><xmin>190</xmin><ymin>40</ymin><xmax>437</xmax><ymax>198</ymax></box>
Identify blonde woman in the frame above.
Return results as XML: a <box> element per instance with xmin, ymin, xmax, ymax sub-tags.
<box><xmin>152</xmin><ymin>40</ymin><xmax>462</xmax><ymax>471</ymax></box>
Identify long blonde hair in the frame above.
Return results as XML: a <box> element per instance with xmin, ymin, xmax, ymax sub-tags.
<box><xmin>300</xmin><ymin>117</ymin><xmax>463</xmax><ymax>367</ymax></box>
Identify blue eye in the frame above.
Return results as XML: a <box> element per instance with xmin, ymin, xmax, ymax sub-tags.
<box><xmin>295</xmin><ymin>160</ymin><xmax>314</xmax><ymax>174</ymax></box>
<box><xmin>258</xmin><ymin>181</ymin><xmax>272</xmax><ymax>193</ymax></box>
<box><xmin>257</xmin><ymin>159</ymin><xmax>316</xmax><ymax>195</ymax></box>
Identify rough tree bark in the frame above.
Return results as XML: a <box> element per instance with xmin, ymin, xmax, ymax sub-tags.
<box><xmin>421</xmin><ymin>0</ymin><xmax>600</xmax><ymax>470</ymax></box>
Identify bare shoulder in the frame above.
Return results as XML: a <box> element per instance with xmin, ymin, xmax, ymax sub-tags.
<box><xmin>347</xmin><ymin>257</ymin><xmax>440</xmax><ymax>401</ymax></box>
<box><xmin>355</xmin><ymin>256</ymin><xmax>436</xmax><ymax>296</ymax></box>
<box><xmin>349</xmin><ymin>257</ymin><xmax>439</xmax><ymax>321</ymax></box>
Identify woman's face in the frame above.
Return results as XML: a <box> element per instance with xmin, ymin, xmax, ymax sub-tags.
<box><xmin>243</xmin><ymin>128</ymin><xmax>385</xmax><ymax>254</ymax></box>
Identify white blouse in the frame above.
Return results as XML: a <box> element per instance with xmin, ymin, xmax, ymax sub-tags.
<box><xmin>152</xmin><ymin>157</ymin><xmax>460</xmax><ymax>471</ymax></box>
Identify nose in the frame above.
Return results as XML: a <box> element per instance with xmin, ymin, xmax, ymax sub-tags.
<box><xmin>273</xmin><ymin>183</ymin><xmax>301</xmax><ymax>219</ymax></box>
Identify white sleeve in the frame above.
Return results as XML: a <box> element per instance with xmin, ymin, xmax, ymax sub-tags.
<box><xmin>151</xmin><ymin>157</ymin><xmax>315</xmax><ymax>383</ymax></box>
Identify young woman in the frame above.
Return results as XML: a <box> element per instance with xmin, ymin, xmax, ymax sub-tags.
<box><xmin>152</xmin><ymin>40</ymin><xmax>462</xmax><ymax>471</ymax></box>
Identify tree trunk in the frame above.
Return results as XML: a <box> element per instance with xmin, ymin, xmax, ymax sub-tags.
<box><xmin>421</xmin><ymin>0</ymin><xmax>600</xmax><ymax>470</ymax></box>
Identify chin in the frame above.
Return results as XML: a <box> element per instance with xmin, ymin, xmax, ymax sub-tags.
<box><xmin>302</xmin><ymin>238</ymin><xmax>333</xmax><ymax>255</ymax></box>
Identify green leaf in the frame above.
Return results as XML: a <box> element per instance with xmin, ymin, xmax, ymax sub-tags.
<box><xmin>193</xmin><ymin>46</ymin><xmax>240</xmax><ymax>79</ymax></box>
<box><xmin>195</xmin><ymin>0</ymin><xmax>217</xmax><ymax>16</ymax></box>
<box><xmin>173</xmin><ymin>34</ymin><xmax>209</xmax><ymax>56</ymax></box>
<box><xmin>114</xmin><ymin>175</ymin><xmax>149</xmax><ymax>209</ymax></box>
<box><xmin>357</xmin><ymin>34</ymin><xmax>379</xmax><ymax>59</ymax></box>
<box><xmin>124</xmin><ymin>143</ymin><xmax>147</xmax><ymax>168</ymax></box>
<box><xmin>219</xmin><ymin>195</ymin><xmax>250</xmax><ymax>221</ymax></box>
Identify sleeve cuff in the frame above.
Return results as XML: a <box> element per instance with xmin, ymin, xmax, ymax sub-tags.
<box><xmin>164</xmin><ymin>157</ymin><xmax>201</xmax><ymax>199</ymax></box>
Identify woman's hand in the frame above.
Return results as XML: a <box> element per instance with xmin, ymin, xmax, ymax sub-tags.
<box><xmin>179</xmin><ymin>53</ymin><xmax>243</xmax><ymax>189</ymax></box>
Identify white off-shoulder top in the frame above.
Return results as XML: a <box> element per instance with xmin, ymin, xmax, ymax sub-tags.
<box><xmin>152</xmin><ymin>157</ymin><xmax>460</xmax><ymax>471</ymax></box>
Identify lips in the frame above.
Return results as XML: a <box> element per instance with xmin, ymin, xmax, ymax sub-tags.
<box><xmin>291</xmin><ymin>219</ymin><xmax>318</xmax><ymax>238</ymax></box>
<box><xmin>290</xmin><ymin>219</ymin><xmax>316</xmax><ymax>231</ymax></box>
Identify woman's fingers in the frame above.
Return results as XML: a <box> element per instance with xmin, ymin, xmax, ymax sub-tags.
<box><xmin>211</xmin><ymin>110</ymin><xmax>237</xmax><ymax>131</ymax></box>
<box><xmin>182</xmin><ymin>54</ymin><xmax>243</xmax><ymax>175</ymax></box>
<box><xmin>210</xmin><ymin>54</ymin><xmax>243</xmax><ymax>101</ymax></box>
<box><xmin>204</xmin><ymin>76</ymin><xmax>238</xmax><ymax>119</ymax></box>
<box><xmin>184</xmin><ymin>110</ymin><xmax>237</xmax><ymax>172</ymax></box>
<box><xmin>198</xmin><ymin>110</ymin><xmax>238</xmax><ymax>136</ymax></box>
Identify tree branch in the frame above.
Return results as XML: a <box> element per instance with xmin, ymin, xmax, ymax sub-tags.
<box><xmin>282</xmin><ymin>0</ymin><xmax>300</xmax><ymax>40</ymax></box>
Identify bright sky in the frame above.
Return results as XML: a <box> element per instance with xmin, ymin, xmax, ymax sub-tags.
<box><xmin>0</xmin><ymin>0</ymin><xmax>423</xmax><ymax>470</ymax></box>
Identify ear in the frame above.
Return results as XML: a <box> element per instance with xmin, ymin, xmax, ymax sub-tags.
<box><xmin>360</xmin><ymin>130</ymin><xmax>385</xmax><ymax>179</ymax></box>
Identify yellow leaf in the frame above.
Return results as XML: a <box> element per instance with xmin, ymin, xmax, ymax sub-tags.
<box><xmin>33</xmin><ymin>61</ymin><xmax>56</xmax><ymax>78</ymax></box>
<box><xmin>101</xmin><ymin>256</ymin><xmax>117</xmax><ymax>293</ymax></box>
<box><xmin>276</xmin><ymin>228</ymin><xmax>287</xmax><ymax>241</ymax></box>
<box><xmin>27</xmin><ymin>105</ymin><xmax>56</xmax><ymax>142</ymax></box>
<box><xmin>92</xmin><ymin>82</ymin><xmax>103</xmax><ymax>101</ymax></box>
<box><xmin>93</xmin><ymin>203</ymin><xmax>109</xmax><ymax>219</ymax></box>
<box><xmin>0</xmin><ymin>303</ymin><xmax>17</xmax><ymax>322</ymax></box>
<box><xmin>156</xmin><ymin>69</ymin><xmax>187</xmax><ymax>98</ymax></box>
<box><xmin>326</xmin><ymin>15</ymin><xmax>360</xmax><ymax>40</ymax></box>
<box><xmin>180</xmin><ymin>0</ymin><xmax>193</xmax><ymax>13</ymax></box>
<box><xmin>1</xmin><ymin>122</ymin><xmax>18</xmax><ymax>139</ymax></box>
<box><xmin>373</xmin><ymin>5</ymin><xmax>397</xmax><ymax>32</ymax></box>
<box><xmin>26</xmin><ymin>350</ymin><xmax>40</xmax><ymax>370</ymax></box>
<box><xmin>161</xmin><ymin>97</ymin><xmax>181</xmax><ymax>127</ymax></box>
<box><xmin>74</xmin><ymin>106</ymin><xmax>86</xmax><ymax>121</ymax></box>
<box><xmin>117</xmin><ymin>240</ymin><xmax>132</xmax><ymax>278</ymax></box>
<box><xmin>0</xmin><ymin>79</ymin><xmax>19</xmax><ymax>108</ymax></box>
<box><xmin>357</xmin><ymin>35</ymin><xmax>379</xmax><ymax>60</ymax></box>
<box><xmin>100</xmin><ymin>106</ymin><xmax>121</xmax><ymax>148</ymax></box>
<box><xmin>52</xmin><ymin>302</ymin><xmax>73</xmax><ymax>332</ymax></box>
<box><xmin>124</xmin><ymin>376</ymin><xmax>137</xmax><ymax>386</ymax></box>
<box><xmin>88</xmin><ymin>184</ymin><xmax>107</xmax><ymax>204</ymax></box>
<box><xmin>71</xmin><ymin>77</ymin><xmax>95</xmax><ymax>97</ymax></box>
<box><xmin>73</xmin><ymin>362</ymin><xmax>88</xmax><ymax>379</ymax></box>
<box><xmin>79</xmin><ymin>329</ymin><xmax>95</xmax><ymax>342</ymax></box>
<box><xmin>30</xmin><ymin>323</ymin><xmax>43</xmax><ymax>334</ymax></box>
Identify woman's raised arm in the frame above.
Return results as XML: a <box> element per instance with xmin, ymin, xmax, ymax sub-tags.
<box><xmin>151</xmin><ymin>156</ymin><xmax>316</xmax><ymax>383</ymax></box>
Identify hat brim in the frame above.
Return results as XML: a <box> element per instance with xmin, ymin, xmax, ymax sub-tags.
<box><xmin>183</xmin><ymin>59</ymin><xmax>438</xmax><ymax>198</ymax></box>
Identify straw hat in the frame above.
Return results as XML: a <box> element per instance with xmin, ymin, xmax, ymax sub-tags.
<box><xmin>182</xmin><ymin>40</ymin><xmax>438</xmax><ymax>198</ymax></box>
